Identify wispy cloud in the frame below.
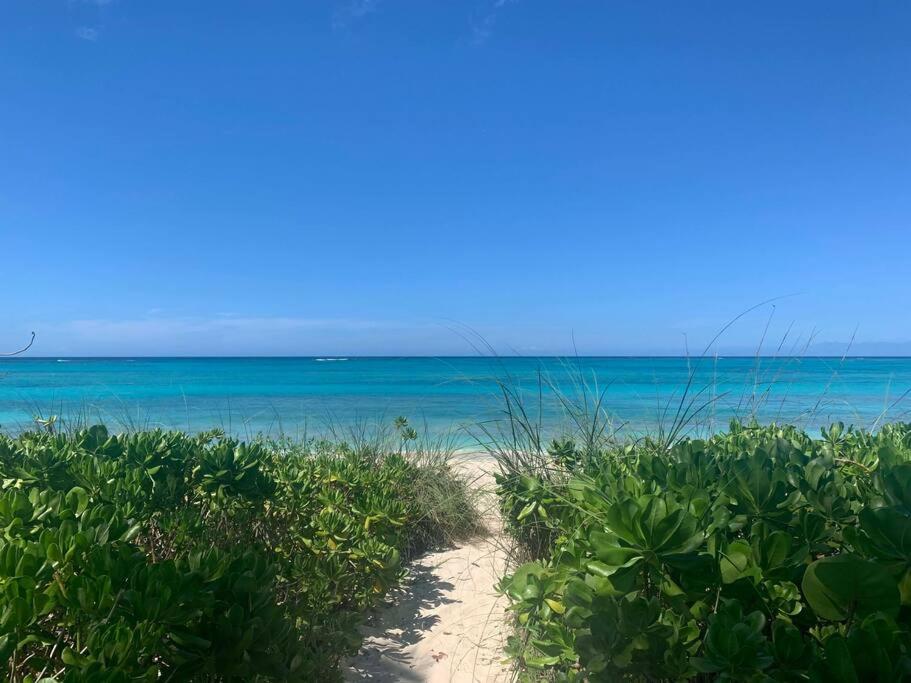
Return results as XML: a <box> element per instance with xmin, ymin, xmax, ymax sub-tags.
<box><xmin>332</xmin><ymin>0</ymin><xmax>379</xmax><ymax>31</ymax></box>
<box><xmin>64</xmin><ymin>315</ymin><xmax>386</xmax><ymax>339</ymax></box>
<box><xmin>74</xmin><ymin>26</ymin><xmax>100</xmax><ymax>41</ymax></box>
<box><xmin>69</xmin><ymin>0</ymin><xmax>113</xmax><ymax>40</ymax></box>
<box><xmin>472</xmin><ymin>0</ymin><xmax>518</xmax><ymax>45</ymax></box>
<box><xmin>27</xmin><ymin>315</ymin><xmax>477</xmax><ymax>356</ymax></box>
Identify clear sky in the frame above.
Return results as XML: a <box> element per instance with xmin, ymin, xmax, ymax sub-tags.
<box><xmin>2</xmin><ymin>1</ymin><xmax>909</xmax><ymax>356</ymax></box>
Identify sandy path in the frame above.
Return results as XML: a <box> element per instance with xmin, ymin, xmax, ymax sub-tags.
<box><xmin>345</xmin><ymin>458</ymin><xmax>512</xmax><ymax>683</ymax></box>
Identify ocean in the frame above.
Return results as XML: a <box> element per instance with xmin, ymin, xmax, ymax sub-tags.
<box><xmin>1</xmin><ymin>356</ymin><xmax>910</xmax><ymax>444</ymax></box>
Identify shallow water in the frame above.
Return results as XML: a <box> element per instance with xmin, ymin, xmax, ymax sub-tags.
<box><xmin>1</xmin><ymin>356</ymin><xmax>910</xmax><ymax>442</ymax></box>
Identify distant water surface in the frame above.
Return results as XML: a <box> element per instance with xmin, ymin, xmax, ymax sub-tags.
<box><xmin>1</xmin><ymin>357</ymin><xmax>910</xmax><ymax>443</ymax></box>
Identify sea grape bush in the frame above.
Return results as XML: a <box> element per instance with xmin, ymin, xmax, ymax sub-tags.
<box><xmin>496</xmin><ymin>421</ymin><xmax>911</xmax><ymax>681</ymax></box>
<box><xmin>0</xmin><ymin>424</ymin><xmax>454</xmax><ymax>681</ymax></box>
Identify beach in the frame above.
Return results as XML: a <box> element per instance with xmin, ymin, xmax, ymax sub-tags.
<box><xmin>345</xmin><ymin>456</ymin><xmax>511</xmax><ymax>683</ymax></box>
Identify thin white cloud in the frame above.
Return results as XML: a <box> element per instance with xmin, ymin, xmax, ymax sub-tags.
<box><xmin>472</xmin><ymin>0</ymin><xmax>518</xmax><ymax>45</ymax></box>
<box><xmin>75</xmin><ymin>26</ymin><xmax>99</xmax><ymax>41</ymax></box>
<box><xmin>64</xmin><ymin>315</ymin><xmax>388</xmax><ymax>339</ymax></box>
<box><xmin>28</xmin><ymin>315</ymin><xmax>472</xmax><ymax>356</ymax></box>
<box><xmin>332</xmin><ymin>0</ymin><xmax>379</xmax><ymax>31</ymax></box>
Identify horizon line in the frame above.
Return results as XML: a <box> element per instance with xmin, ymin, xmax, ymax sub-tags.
<box><xmin>4</xmin><ymin>354</ymin><xmax>911</xmax><ymax>360</ymax></box>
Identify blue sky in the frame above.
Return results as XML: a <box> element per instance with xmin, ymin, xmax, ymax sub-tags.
<box><xmin>1</xmin><ymin>1</ymin><xmax>909</xmax><ymax>356</ymax></box>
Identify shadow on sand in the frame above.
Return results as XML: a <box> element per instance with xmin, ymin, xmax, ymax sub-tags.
<box><xmin>345</xmin><ymin>555</ymin><xmax>459</xmax><ymax>681</ymax></box>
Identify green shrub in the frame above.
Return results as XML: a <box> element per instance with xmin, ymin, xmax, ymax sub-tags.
<box><xmin>496</xmin><ymin>421</ymin><xmax>911</xmax><ymax>681</ymax></box>
<box><xmin>0</xmin><ymin>423</ymin><xmax>476</xmax><ymax>681</ymax></box>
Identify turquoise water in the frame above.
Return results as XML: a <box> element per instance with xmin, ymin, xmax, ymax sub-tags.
<box><xmin>1</xmin><ymin>357</ymin><xmax>910</xmax><ymax>443</ymax></box>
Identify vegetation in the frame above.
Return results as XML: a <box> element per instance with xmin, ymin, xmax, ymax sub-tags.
<box><xmin>495</xmin><ymin>420</ymin><xmax>911</xmax><ymax>681</ymax></box>
<box><xmin>0</xmin><ymin>418</ymin><xmax>480</xmax><ymax>682</ymax></box>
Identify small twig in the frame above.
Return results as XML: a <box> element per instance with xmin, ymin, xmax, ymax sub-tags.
<box><xmin>36</xmin><ymin>637</ymin><xmax>63</xmax><ymax>680</ymax></box>
<box><xmin>1</xmin><ymin>332</ymin><xmax>36</xmax><ymax>356</ymax></box>
<box><xmin>835</xmin><ymin>457</ymin><xmax>873</xmax><ymax>473</ymax></box>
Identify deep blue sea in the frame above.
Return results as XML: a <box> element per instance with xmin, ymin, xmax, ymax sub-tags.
<box><xmin>1</xmin><ymin>357</ymin><xmax>910</xmax><ymax>444</ymax></box>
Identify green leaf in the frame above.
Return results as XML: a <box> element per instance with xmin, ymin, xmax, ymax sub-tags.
<box><xmin>544</xmin><ymin>598</ymin><xmax>565</xmax><ymax>614</ymax></box>
<box><xmin>771</xmin><ymin>619</ymin><xmax>805</xmax><ymax>666</ymax></box>
<box><xmin>802</xmin><ymin>554</ymin><xmax>899</xmax><ymax>621</ymax></box>
<box><xmin>65</xmin><ymin>486</ymin><xmax>89</xmax><ymax>515</ymax></box>
<box><xmin>822</xmin><ymin>634</ymin><xmax>860</xmax><ymax>683</ymax></box>
<box><xmin>857</xmin><ymin>507</ymin><xmax>911</xmax><ymax>561</ymax></box>
<box><xmin>753</xmin><ymin>530</ymin><xmax>793</xmax><ymax>572</ymax></box>
<box><xmin>720</xmin><ymin>540</ymin><xmax>758</xmax><ymax>584</ymax></box>
<box><xmin>589</xmin><ymin>530</ymin><xmax>638</xmax><ymax>565</ymax></box>
<box><xmin>516</xmin><ymin>501</ymin><xmax>537</xmax><ymax>521</ymax></box>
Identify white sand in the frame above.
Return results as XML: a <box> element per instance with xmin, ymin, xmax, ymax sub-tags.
<box><xmin>345</xmin><ymin>457</ymin><xmax>512</xmax><ymax>683</ymax></box>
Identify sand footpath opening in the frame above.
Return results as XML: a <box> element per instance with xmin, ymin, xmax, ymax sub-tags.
<box><xmin>345</xmin><ymin>458</ymin><xmax>512</xmax><ymax>682</ymax></box>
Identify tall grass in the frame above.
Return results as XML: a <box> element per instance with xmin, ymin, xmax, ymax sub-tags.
<box><xmin>474</xmin><ymin>318</ymin><xmax>911</xmax><ymax>566</ymax></box>
<box><xmin>474</xmin><ymin>325</ymin><xmax>911</xmax><ymax>680</ymax></box>
<box><xmin>263</xmin><ymin>416</ymin><xmax>486</xmax><ymax>554</ymax></box>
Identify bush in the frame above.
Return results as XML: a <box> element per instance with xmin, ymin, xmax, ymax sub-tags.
<box><xmin>0</xmin><ymin>423</ymin><xmax>477</xmax><ymax>681</ymax></box>
<box><xmin>496</xmin><ymin>421</ymin><xmax>911</xmax><ymax>681</ymax></box>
